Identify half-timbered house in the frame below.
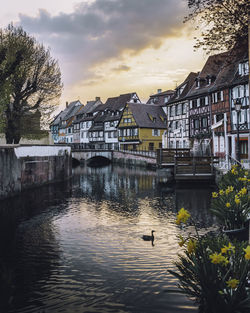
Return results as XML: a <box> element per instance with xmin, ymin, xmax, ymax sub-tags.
<box><xmin>165</xmin><ymin>72</ymin><xmax>198</xmax><ymax>149</ymax></box>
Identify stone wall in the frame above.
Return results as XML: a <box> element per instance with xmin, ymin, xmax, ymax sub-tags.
<box><xmin>0</xmin><ymin>145</ymin><xmax>71</xmax><ymax>199</ymax></box>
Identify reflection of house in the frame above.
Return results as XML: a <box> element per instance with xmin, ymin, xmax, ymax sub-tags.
<box><xmin>118</xmin><ymin>102</ymin><xmax>167</xmax><ymax>151</ymax></box>
<box><xmin>165</xmin><ymin>72</ymin><xmax>197</xmax><ymax>149</ymax></box>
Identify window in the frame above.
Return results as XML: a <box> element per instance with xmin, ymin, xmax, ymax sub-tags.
<box><xmin>152</xmin><ymin>129</ymin><xmax>160</xmax><ymax>136</ymax></box>
<box><xmin>149</xmin><ymin>143</ymin><xmax>154</xmax><ymax>151</ymax></box>
<box><xmin>201</xmin><ymin>117</ymin><xmax>208</xmax><ymax>128</ymax></box>
<box><xmin>177</xmin><ymin>103</ymin><xmax>182</xmax><ymax>115</ymax></box>
<box><xmin>216</xmin><ymin>114</ymin><xmax>223</xmax><ymax>123</ymax></box>
<box><xmin>200</xmin><ymin>97</ymin><xmax>206</xmax><ymax>106</ymax></box>
<box><xmin>170</xmin><ymin>106</ymin><xmax>175</xmax><ymax>117</ymax></box>
<box><xmin>194</xmin><ymin>119</ymin><xmax>199</xmax><ymax>129</ymax></box>
<box><xmin>195</xmin><ymin>79</ymin><xmax>200</xmax><ymax>88</ymax></box>
<box><xmin>182</xmin><ymin>103</ymin><xmax>186</xmax><ymax>114</ymax></box>
<box><xmin>239</xmin><ymin>62</ymin><xmax>249</xmax><ymax>76</ymax></box>
<box><xmin>192</xmin><ymin>99</ymin><xmax>197</xmax><ymax>108</ymax></box>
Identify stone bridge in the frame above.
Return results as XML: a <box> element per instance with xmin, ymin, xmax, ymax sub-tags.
<box><xmin>72</xmin><ymin>149</ymin><xmax>156</xmax><ymax>167</ymax></box>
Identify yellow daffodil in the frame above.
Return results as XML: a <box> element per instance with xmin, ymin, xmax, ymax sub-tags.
<box><xmin>209</xmin><ymin>252</ymin><xmax>229</xmax><ymax>266</ymax></box>
<box><xmin>212</xmin><ymin>192</ymin><xmax>218</xmax><ymax>198</ymax></box>
<box><xmin>231</xmin><ymin>168</ymin><xmax>238</xmax><ymax>175</ymax></box>
<box><xmin>187</xmin><ymin>239</ymin><xmax>197</xmax><ymax>254</ymax></box>
<box><xmin>243</xmin><ymin>246</ymin><xmax>250</xmax><ymax>260</ymax></box>
<box><xmin>245</xmin><ymin>171</ymin><xmax>248</xmax><ymax>176</ymax></box>
<box><xmin>176</xmin><ymin>208</ymin><xmax>191</xmax><ymax>225</ymax></box>
<box><xmin>226</xmin><ymin>279</ymin><xmax>239</xmax><ymax>289</ymax></box>
<box><xmin>225</xmin><ymin>202</ymin><xmax>231</xmax><ymax>208</ymax></box>
<box><xmin>225</xmin><ymin>186</ymin><xmax>234</xmax><ymax>194</ymax></box>
<box><xmin>219</xmin><ymin>190</ymin><xmax>224</xmax><ymax>196</ymax></box>
<box><xmin>239</xmin><ymin>187</ymin><xmax>247</xmax><ymax>196</ymax></box>
<box><xmin>235</xmin><ymin>197</ymin><xmax>240</xmax><ymax>205</ymax></box>
<box><xmin>221</xmin><ymin>243</ymin><xmax>235</xmax><ymax>255</ymax></box>
<box><xmin>178</xmin><ymin>235</ymin><xmax>186</xmax><ymax>247</ymax></box>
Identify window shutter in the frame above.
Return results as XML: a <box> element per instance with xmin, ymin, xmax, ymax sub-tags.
<box><xmin>205</xmin><ymin>96</ymin><xmax>209</xmax><ymax>105</ymax></box>
<box><xmin>221</xmin><ymin>91</ymin><xmax>224</xmax><ymax>101</ymax></box>
<box><xmin>238</xmin><ymin>64</ymin><xmax>242</xmax><ymax>76</ymax></box>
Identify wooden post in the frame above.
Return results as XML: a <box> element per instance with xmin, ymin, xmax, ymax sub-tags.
<box><xmin>193</xmin><ymin>156</ymin><xmax>195</xmax><ymax>176</ymax></box>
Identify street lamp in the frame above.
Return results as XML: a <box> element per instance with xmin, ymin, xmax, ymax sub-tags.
<box><xmin>234</xmin><ymin>98</ymin><xmax>242</xmax><ymax>163</ymax></box>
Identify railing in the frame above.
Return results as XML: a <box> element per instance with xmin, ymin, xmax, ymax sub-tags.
<box><xmin>174</xmin><ymin>156</ymin><xmax>219</xmax><ymax>176</ymax></box>
<box><xmin>157</xmin><ymin>148</ymin><xmax>191</xmax><ymax>166</ymax></box>
<box><xmin>215</xmin><ymin>154</ymin><xmax>244</xmax><ymax>171</ymax></box>
<box><xmin>119</xmin><ymin>148</ymin><xmax>156</xmax><ymax>158</ymax></box>
<box><xmin>70</xmin><ymin>143</ymin><xmax>156</xmax><ymax>158</ymax></box>
<box><xmin>231</xmin><ymin>122</ymin><xmax>250</xmax><ymax>131</ymax></box>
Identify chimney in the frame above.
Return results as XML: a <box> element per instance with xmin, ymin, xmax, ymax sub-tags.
<box><xmin>157</xmin><ymin>89</ymin><xmax>162</xmax><ymax>94</ymax></box>
<box><xmin>66</xmin><ymin>101</ymin><xmax>69</xmax><ymax>108</ymax></box>
<box><xmin>95</xmin><ymin>97</ymin><xmax>100</xmax><ymax>101</ymax></box>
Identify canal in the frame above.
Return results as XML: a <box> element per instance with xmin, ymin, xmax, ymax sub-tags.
<box><xmin>0</xmin><ymin>164</ymin><xmax>216</xmax><ymax>313</ymax></box>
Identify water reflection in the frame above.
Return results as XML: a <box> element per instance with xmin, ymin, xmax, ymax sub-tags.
<box><xmin>0</xmin><ymin>164</ymin><xmax>215</xmax><ymax>313</ymax></box>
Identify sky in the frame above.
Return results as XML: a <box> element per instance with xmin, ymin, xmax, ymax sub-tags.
<box><xmin>1</xmin><ymin>0</ymin><xmax>207</xmax><ymax>109</ymax></box>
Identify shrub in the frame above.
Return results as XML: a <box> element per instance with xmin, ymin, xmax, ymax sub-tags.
<box><xmin>169</xmin><ymin>208</ymin><xmax>250</xmax><ymax>313</ymax></box>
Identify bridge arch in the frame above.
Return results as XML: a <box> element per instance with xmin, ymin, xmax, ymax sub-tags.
<box><xmin>87</xmin><ymin>155</ymin><xmax>111</xmax><ymax>167</ymax></box>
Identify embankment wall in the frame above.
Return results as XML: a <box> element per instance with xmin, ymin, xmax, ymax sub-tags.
<box><xmin>0</xmin><ymin>145</ymin><xmax>71</xmax><ymax>199</ymax></box>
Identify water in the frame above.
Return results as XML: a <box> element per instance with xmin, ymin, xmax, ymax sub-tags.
<box><xmin>0</xmin><ymin>164</ymin><xmax>215</xmax><ymax>313</ymax></box>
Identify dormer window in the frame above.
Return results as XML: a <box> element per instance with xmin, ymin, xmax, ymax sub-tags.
<box><xmin>195</xmin><ymin>78</ymin><xmax>200</xmax><ymax>88</ymax></box>
<box><xmin>206</xmin><ymin>75</ymin><xmax>212</xmax><ymax>85</ymax></box>
<box><xmin>239</xmin><ymin>61</ymin><xmax>249</xmax><ymax>76</ymax></box>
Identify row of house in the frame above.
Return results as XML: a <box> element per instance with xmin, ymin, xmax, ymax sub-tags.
<box><xmin>50</xmin><ymin>46</ymin><xmax>249</xmax><ymax>162</ymax></box>
<box><xmin>50</xmin><ymin>93</ymin><xmax>167</xmax><ymax>151</ymax></box>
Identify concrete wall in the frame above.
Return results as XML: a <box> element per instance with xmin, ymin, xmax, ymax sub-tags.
<box><xmin>0</xmin><ymin>145</ymin><xmax>71</xmax><ymax>199</ymax></box>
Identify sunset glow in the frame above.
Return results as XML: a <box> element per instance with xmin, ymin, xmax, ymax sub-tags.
<box><xmin>1</xmin><ymin>0</ymin><xmax>206</xmax><ymax>107</ymax></box>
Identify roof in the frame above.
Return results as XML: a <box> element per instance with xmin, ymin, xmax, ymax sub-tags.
<box><xmin>187</xmin><ymin>52</ymin><xmax>229</xmax><ymax>98</ymax></box>
<box><xmin>50</xmin><ymin>111</ymin><xmax>64</xmax><ymax>126</ymax></box>
<box><xmin>105</xmin><ymin>93</ymin><xmax>138</xmax><ymax>111</ymax></box>
<box><xmin>126</xmin><ymin>103</ymin><xmax>167</xmax><ymax>129</ymax></box>
<box><xmin>167</xmin><ymin>72</ymin><xmax>198</xmax><ymax>105</ymax></box>
<box><xmin>50</xmin><ymin>100</ymin><xmax>83</xmax><ymax>125</ymax></box>
<box><xmin>149</xmin><ymin>90</ymin><xmax>174</xmax><ymax>97</ymax></box>
<box><xmin>61</xmin><ymin>100</ymin><xmax>83</xmax><ymax>121</ymax></box>
<box><xmin>74</xmin><ymin>99</ymin><xmax>103</xmax><ymax>123</ymax></box>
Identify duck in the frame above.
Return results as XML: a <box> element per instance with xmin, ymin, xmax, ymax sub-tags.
<box><xmin>142</xmin><ymin>230</ymin><xmax>155</xmax><ymax>241</ymax></box>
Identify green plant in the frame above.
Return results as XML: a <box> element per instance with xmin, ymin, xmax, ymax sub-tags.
<box><xmin>169</xmin><ymin>208</ymin><xmax>250</xmax><ymax>313</ymax></box>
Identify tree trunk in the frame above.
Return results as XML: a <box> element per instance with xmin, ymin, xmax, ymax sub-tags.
<box><xmin>5</xmin><ymin>111</ymin><xmax>21</xmax><ymax>144</ymax></box>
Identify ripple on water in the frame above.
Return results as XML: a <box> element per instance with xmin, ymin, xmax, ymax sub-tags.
<box><xmin>2</xmin><ymin>165</ymin><xmax>214</xmax><ymax>313</ymax></box>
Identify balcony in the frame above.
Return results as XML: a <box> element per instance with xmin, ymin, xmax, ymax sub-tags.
<box><xmin>231</xmin><ymin>122</ymin><xmax>250</xmax><ymax>132</ymax></box>
<box><xmin>118</xmin><ymin>135</ymin><xmax>139</xmax><ymax>142</ymax></box>
<box><xmin>89</xmin><ymin>137</ymin><xmax>104</xmax><ymax>142</ymax></box>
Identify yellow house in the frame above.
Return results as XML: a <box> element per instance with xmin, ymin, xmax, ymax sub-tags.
<box><xmin>118</xmin><ymin>102</ymin><xmax>167</xmax><ymax>150</ymax></box>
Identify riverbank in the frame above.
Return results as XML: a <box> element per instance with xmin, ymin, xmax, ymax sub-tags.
<box><xmin>0</xmin><ymin>145</ymin><xmax>72</xmax><ymax>199</ymax></box>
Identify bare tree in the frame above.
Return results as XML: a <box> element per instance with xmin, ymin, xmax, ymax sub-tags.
<box><xmin>0</xmin><ymin>24</ymin><xmax>63</xmax><ymax>143</ymax></box>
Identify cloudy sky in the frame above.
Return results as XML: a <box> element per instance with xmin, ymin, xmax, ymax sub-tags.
<box><xmin>1</xmin><ymin>0</ymin><xmax>207</xmax><ymax>107</ymax></box>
